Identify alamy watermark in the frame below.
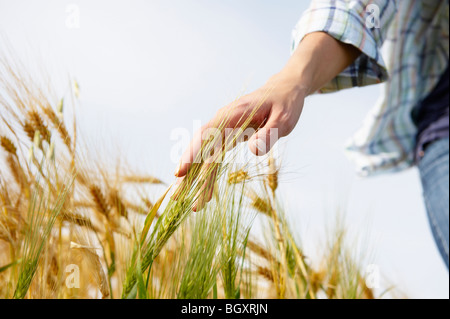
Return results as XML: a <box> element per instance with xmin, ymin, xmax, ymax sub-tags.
<box><xmin>65</xmin><ymin>4</ymin><xmax>80</xmax><ymax>29</ymax></box>
<box><xmin>365</xmin><ymin>264</ymin><xmax>380</xmax><ymax>289</ymax></box>
<box><xmin>366</xmin><ymin>4</ymin><xmax>381</xmax><ymax>29</ymax></box>
<box><xmin>170</xmin><ymin>121</ymin><xmax>279</xmax><ymax>165</ymax></box>
<box><xmin>65</xmin><ymin>264</ymin><xmax>80</xmax><ymax>289</ymax></box>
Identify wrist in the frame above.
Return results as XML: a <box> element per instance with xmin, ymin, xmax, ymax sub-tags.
<box><xmin>267</xmin><ymin>70</ymin><xmax>311</xmax><ymax>97</ymax></box>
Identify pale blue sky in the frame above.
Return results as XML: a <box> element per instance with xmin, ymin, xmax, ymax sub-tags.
<box><xmin>0</xmin><ymin>0</ymin><xmax>448</xmax><ymax>298</ymax></box>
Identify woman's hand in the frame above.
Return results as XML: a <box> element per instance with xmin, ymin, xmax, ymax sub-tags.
<box><xmin>173</xmin><ymin>32</ymin><xmax>361</xmax><ymax>211</ymax></box>
<box><xmin>176</xmin><ymin>72</ymin><xmax>308</xmax><ymax>173</ymax></box>
<box><xmin>171</xmin><ymin>73</ymin><xmax>307</xmax><ymax>212</ymax></box>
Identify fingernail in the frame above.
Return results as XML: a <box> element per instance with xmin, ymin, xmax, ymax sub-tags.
<box><xmin>255</xmin><ymin>139</ymin><xmax>267</xmax><ymax>155</ymax></box>
<box><xmin>169</xmin><ymin>184</ymin><xmax>176</xmax><ymax>198</ymax></box>
<box><xmin>170</xmin><ymin>180</ymin><xmax>180</xmax><ymax>200</ymax></box>
<box><xmin>174</xmin><ymin>162</ymin><xmax>181</xmax><ymax>177</ymax></box>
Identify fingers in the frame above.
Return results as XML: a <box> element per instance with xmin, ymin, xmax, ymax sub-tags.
<box><xmin>175</xmin><ymin>127</ymin><xmax>204</xmax><ymax>178</ymax></box>
<box><xmin>171</xmin><ymin>123</ymin><xmax>223</xmax><ymax>210</ymax></box>
<box><xmin>170</xmin><ymin>176</ymin><xmax>185</xmax><ymax>201</ymax></box>
<box><xmin>174</xmin><ymin>98</ymin><xmax>251</xmax><ymax>178</ymax></box>
<box><xmin>248</xmin><ymin>115</ymin><xmax>281</xmax><ymax>156</ymax></box>
<box><xmin>171</xmin><ymin>163</ymin><xmax>202</xmax><ymax>201</ymax></box>
<box><xmin>171</xmin><ymin>163</ymin><xmax>219</xmax><ymax>212</ymax></box>
<box><xmin>172</xmin><ymin>94</ymin><xmax>270</xmax><ymax>211</ymax></box>
<box><xmin>192</xmin><ymin>163</ymin><xmax>218</xmax><ymax>212</ymax></box>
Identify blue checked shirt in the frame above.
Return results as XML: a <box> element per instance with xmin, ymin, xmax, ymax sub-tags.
<box><xmin>291</xmin><ymin>0</ymin><xmax>449</xmax><ymax>176</ymax></box>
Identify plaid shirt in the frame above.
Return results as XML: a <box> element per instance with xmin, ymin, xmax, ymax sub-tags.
<box><xmin>291</xmin><ymin>0</ymin><xmax>449</xmax><ymax>176</ymax></box>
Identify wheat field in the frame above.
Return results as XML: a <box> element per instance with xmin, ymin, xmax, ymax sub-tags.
<box><xmin>0</xmin><ymin>49</ymin><xmax>379</xmax><ymax>299</ymax></box>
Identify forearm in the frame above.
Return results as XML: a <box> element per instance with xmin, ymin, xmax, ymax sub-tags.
<box><xmin>274</xmin><ymin>32</ymin><xmax>361</xmax><ymax>96</ymax></box>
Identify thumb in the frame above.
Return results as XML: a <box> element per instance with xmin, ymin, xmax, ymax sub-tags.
<box><xmin>248</xmin><ymin>118</ymin><xmax>280</xmax><ymax>156</ymax></box>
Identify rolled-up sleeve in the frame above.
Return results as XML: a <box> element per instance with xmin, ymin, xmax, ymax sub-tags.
<box><xmin>291</xmin><ymin>0</ymin><xmax>397</xmax><ymax>93</ymax></box>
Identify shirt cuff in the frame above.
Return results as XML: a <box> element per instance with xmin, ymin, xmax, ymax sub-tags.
<box><xmin>291</xmin><ymin>2</ymin><xmax>390</xmax><ymax>93</ymax></box>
